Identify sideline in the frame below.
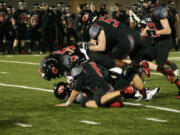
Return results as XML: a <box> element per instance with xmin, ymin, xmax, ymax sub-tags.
<box><xmin>0</xmin><ymin>82</ymin><xmax>180</xmax><ymax>114</ymax></box>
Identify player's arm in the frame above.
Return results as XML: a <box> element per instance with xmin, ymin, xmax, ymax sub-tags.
<box><xmin>55</xmin><ymin>90</ymin><xmax>79</xmax><ymax>107</ymax></box>
<box><xmin>141</xmin><ymin>18</ymin><xmax>171</xmax><ymax>37</ymax></box>
<box><xmin>89</xmin><ymin>30</ymin><xmax>106</xmax><ymax>51</ymax></box>
<box><xmin>175</xmin><ymin>13</ymin><xmax>179</xmax><ymax>26</ymax></box>
<box><xmin>156</xmin><ymin>18</ymin><xmax>171</xmax><ymax>35</ymax></box>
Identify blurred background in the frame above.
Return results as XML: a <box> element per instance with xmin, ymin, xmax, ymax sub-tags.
<box><xmin>4</xmin><ymin>0</ymin><xmax>180</xmax><ymax>39</ymax></box>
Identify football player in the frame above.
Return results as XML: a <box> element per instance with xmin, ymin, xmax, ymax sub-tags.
<box><xmin>12</xmin><ymin>0</ymin><xmax>30</xmax><ymax>54</ymax></box>
<box><xmin>78</xmin><ymin>7</ymin><xmax>180</xmax><ymax>98</ymax></box>
<box><xmin>0</xmin><ymin>0</ymin><xmax>8</xmax><ymax>54</ymax></box>
<box><xmin>167</xmin><ymin>0</ymin><xmax>179</xmax><ymax>51</ymax></box>
<box><xmin>30</xmin><ymin>4</ymin><xmax>41</xmax><ymax>53</ymax></box>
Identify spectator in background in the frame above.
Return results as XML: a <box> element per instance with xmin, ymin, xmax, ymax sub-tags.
<box><xmin>30</xmin><ymin>4</ymin><xmax>41</xmax><ymax>53</ymax></box>
<box><xmin>12</xmin><ymin>0</ymin><xmax>30</xmax><ymax>54</ymax></box>
<box><xmin>74</xmin><ymin>4</ymin><xmax>84</xmax><ymax>41</ymax></box>
<box><xmin>167</xmin><ymin>0</ymin><xmax>179</xmax><ymax>51</ymax></box>
<box><xmin>56</xmin><ymin>2</ymin><xmax>65</xmax><ymax>50</ymax></box>
<box><xmin>6</xmin><ymin>5</ymin><xmax>15</xmax><ymax>54</ymax></box>
<box><xmin>111</xmin><ymin>3</ymin><xmax>126</xmax><ymax>24</ymax></box>
<box><xmin>99</xmin><ymin>4</ymin><xmax>108</xmax><ymax>17</ymax></box>
<box><xmin>40</xmin><ymin>2</ymin><xmax>56</xmax><ymax>54</ymax></box>
<box><xmin>0</xmin><ymin>0</ymin><xmax>8</xmax><ymax>54</ymax></box>
<box><xmin>90</xmin><ymin>3</ymin><xmax>98</xmax><ymax>18</ymax></box>
<box><xmin>63</xmin><ymin>5</ymin><xmax>77</xmax><ymax>45</ymax></box>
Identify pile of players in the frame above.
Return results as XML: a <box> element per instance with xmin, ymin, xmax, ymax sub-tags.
<box><xmin>39</xmin><ymin>45</ymin><xmax>160</xmax><ymax>108</ymax></box>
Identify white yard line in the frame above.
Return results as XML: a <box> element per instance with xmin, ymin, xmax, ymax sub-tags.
<box><xmin>170</xmin><ymin>52</ymin><xmax>180</xmax><ymax>54</ymax></box>
<box><xmin>0</xmin><ymin>82</ymin><xmax>180</xmax><ymax>114</ymax></box>
<box><xmin>80</xmin><ymin>120</ymin><xmax>101</xmax><ymax>125</ymax></box>
<box><xmin>15</xmin><ymin>123</ymin><xmax>32</xmax><ymax>127</ymax></box>
<box><xmin>0</xmin><ymin>72</ymin><xmax>7</xmax><ymax>74</ymax></box>
<box><xmin>0</xmin><ymin>60</ymin><xmax>39</xmax><ymax>65</ymax></box>
<box><xmin>124</xmin><ymin>102</ymin><xmax>180</xmax><ymax>113</ymax></box>
<box><xmin>0</xmin><ymin>83</ymin><xmax>53</xmax><ymax>93</ymax></box>
<box><xmin>6</xmin><ymin>55</ymin><xmax>14</xmax><ymax>57</ymax></box>
<box><xmin>151</xmin><ymin>72</ymin><xmax>162</xmax><ymax>76</ymax></box>
<box><xmin>168</xmin><ymin>57</ymin><xmax>180</xmax><ymax>61</ymax></box>
<box><xmin>145</xmin><ymin>117</ymin><xmax>167</xmax><ymax>123</ymax></box>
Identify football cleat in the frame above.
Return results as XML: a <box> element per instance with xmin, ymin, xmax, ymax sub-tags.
<box><xmin>134</xmin><ymin>90</ymin><xmax>143</xmax><ymax>101</ymax></box>
<box><xmin>170</xmin><ymin>62</ymin><xmax>179</xmax><ymax>76</ymax></box>
<box><xmin>145</xmin><ymin>87</ymin><xmax>160</xmax><ymax>101</ymax></box>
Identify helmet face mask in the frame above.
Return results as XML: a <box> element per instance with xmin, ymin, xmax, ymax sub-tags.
<box><xmin>139</xmin><ymin>0</ymin><xmax>158</xmax><ymax>10</ymax></box>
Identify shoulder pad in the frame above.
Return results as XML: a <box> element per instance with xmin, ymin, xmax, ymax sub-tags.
<box><xmin>71</xmin><ymin>65</ymin><xmax>83</xmax><ymax>77</ymax></box>
<box><xmin>153</xmin><ymin>6</ymin><xmax>168</xmax><ymax>19</ymax></box>
<box><xmin>89</xmin><ymin>23</ymin><xmax>101</xmax><ymax>40</ymax></box>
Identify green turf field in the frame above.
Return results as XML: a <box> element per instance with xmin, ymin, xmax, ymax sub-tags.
<box><xmin>0</xmin><ymin>53</ymin><xmax>180</xmax><ymax>135</ymax></box>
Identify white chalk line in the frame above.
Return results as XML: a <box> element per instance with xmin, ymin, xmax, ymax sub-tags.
<box><xmin>145</xmin><ymin>117</ymin><xmax>167</xmax><ymax>123</ymax></box>
<box><xmin>123</xmin><ymin>102</ymin><xmax>180</xmax><ymax>113</ymax></box>
<box><xmin>0</xmin><ymin>82</ymin><xmax>180</xmax><ymax>114</ymax></box>
<box><xmin>0</xmin><ymin>83</ymin><xmax>53</xmax><ymax>93</ymax></box>
<box><xmin>0</xmin><ymin>60</ymin><xmax>39</xmax><ymax>65</ymax></box>
<box><xmin>80</xmin><ymin>120</ymin><xmax>101</xmax><ymax>125</ymax></box>
<box><xmin>0</xmin><ymin>72</ymin><xmax>7</xmax><ymax>74</ymax></box>
<box><xmin>15</xmin><ymin>123</ymin><xmax>32</xmax><ymax>127</ymax></box>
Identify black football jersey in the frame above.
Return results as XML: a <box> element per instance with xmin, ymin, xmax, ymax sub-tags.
<box><xmin>30</xmin><ymin>11</ymin><xmax>41</xmax><ymax>27</ymax></box>
<box><xmin>13</xmin><ymin>9</ymin><xmax>30</xmax><ymax>25</ymax></box>
<box><xmin>167</xmin><ymin>6</ymin><xmax>178</xmax><ymax>27</ymax></box>
<box><xmin>71</xmin><ymin>61</ymin><xmax>109</xmax><ymax>94</ymax></box>
<box><xmin>0</xmin><ymin>9</ymin><xmax>8</xmax><ymax>26</ymax></box>
<box><xmin>91</xmin><ymin>16</ymin><xmax>135</xmax><ymax>52</ymax></box>
<box><xmin>64</xmin><ymin>14</ymin><xmax>75</xmax><ymax>29</ymax></box>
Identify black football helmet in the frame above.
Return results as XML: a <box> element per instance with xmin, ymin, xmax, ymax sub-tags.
<box><xmin>139</xmin><ymin>0</ymin><xmax>158</xmax><ymax>9</ymax></box>
<box><xmin>70</xmin><ymin>52</ymin><xmax>87</xmax><ymax>66</ymax></box>
<box><xmin>54</xmin><ymin>82</ymin><xmax>71</xmax><ymax>100</ymax></box>
<box><xmin>60</xmin><ymin>52</ymin><xmax>87</xmax><ymax>70</ymax></box>
<box><xmin>40</xmin><ymin>56</ymin><xmax>64</xmax><ymax>81</ymax></box>
<box><xmin>0</xmin><ymin>0</ymin><xmax>5</xmax><ymax>6</ymax></box>
<box><xmin>65</xmin><ymin>5</ymin><xmax>71</xmax><ymax>13</ymax></box>
<box><xmin>19</xmin><ymin>0</ymin><xmax>26</xmax><ymax>9</ymax></box>
<box><xmin>168</xmin><ymin>0</ymin><xmax>174</xmax><ymax>5</ymax></box>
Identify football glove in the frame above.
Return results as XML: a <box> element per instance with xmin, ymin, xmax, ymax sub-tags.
<box><xmin>77</xmin><ymin>41</ymin><xmax>90</xmax><ymax>50</ymax></box>
<box><xmin>146</xmin><ymin>29</ymin><xmax>156</xmax><ymax>37</ymax></box>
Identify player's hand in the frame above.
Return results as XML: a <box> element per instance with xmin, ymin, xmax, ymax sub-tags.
<box><xmin>146</xmin><ymin>29</ymin><xmax>156</xmax><ymax>37</ymax></box>
<box><xmin>55</xmin><ymin>103</ymin><xmax>68</xmax><ymax>107</ymax></box>
<box><xmin>140</xmin><ymin>26</ymin><xmax>149</xmax><ymax>37</ymax></box>
<box><xmin>77</xmin><ymin>41</ymin><xmax>90</xmax><ymax>50</ymax></box>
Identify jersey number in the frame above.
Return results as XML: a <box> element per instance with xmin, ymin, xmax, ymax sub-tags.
<box><xmin>32</xmin><ymin>16</ymin><xmax>39</xmax><ymax>25</ymax></box>
<box><xmin>99</xmin><ymin>17</ymin><xmax>119</xmax><ymax>28</ymax></box>
<box><xmin>141</xmin><ymin>23</ymin><xmax>160</xmax><ymax>37</ymax></box>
